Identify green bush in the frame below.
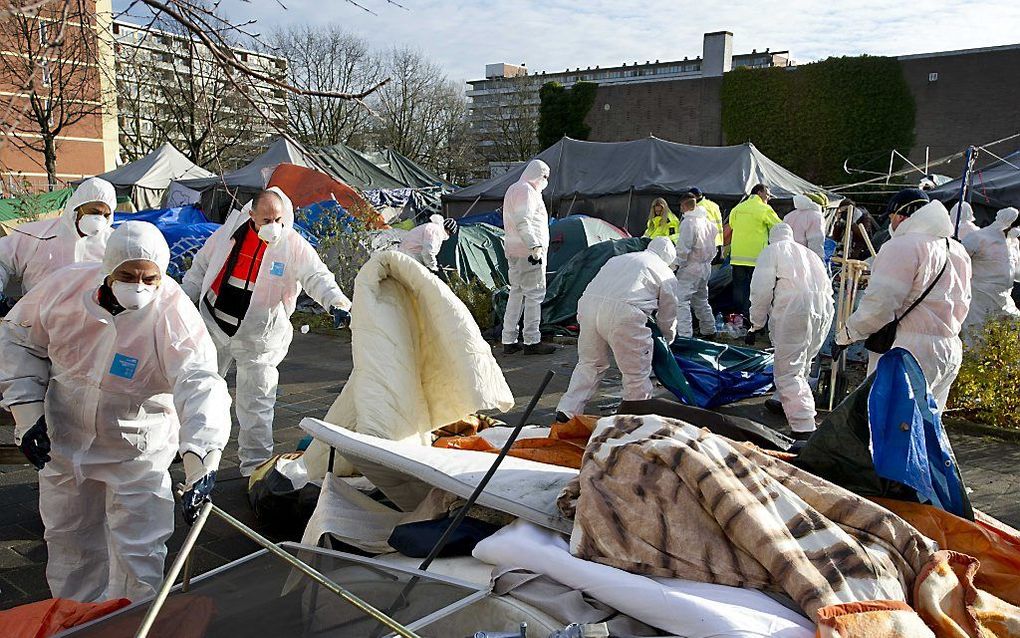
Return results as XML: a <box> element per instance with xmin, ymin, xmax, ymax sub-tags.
<box><xmin>538</xmin><ymin>81</ymin><xmax>598</xmax><ymax>150</ymax></box>
<box><xmin>295</xmin><ymin>207</ymin><xmax>374</xmax><ymax>296</ymax></box>
<box><xmin>720</xmin><ymin>56</ymin><xmax>915</xmax><ymax>185</ymax></box>
<box><xmin>950</xmin><ymin>316</ymin><xmax>1020</xmax><ymax>427</ymax></box>
<box><xmin>446</xmin><ymin>272</ymin><xmax>495</xmax><ymax>331</ymax></box>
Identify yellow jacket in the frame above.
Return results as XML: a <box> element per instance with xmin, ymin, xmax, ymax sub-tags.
<box><xmin>644</xmin><ymin>212</ymin><xmax>681</xmax><ymax>242</ymax></box>
<box><xmin>701</xmin><ymin>197</ymin><xmax>724</xmax><ymax>247</ymax></box>
<box><xmin>728</xmin><ymin>195</ymin><xmax>781</xmax><ymax>267</ymax></box>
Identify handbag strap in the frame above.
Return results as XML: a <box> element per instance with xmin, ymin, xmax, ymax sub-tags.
<box><xmin>894</xmin><ymin>238</ymin><xmax>950</xmax><ymax>324</ymax></box>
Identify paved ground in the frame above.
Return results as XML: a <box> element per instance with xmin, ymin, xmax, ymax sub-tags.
<box><xmin>0</xmin><ymin>330</ymin><xmax>1017</xmax><ymax>610</ymax></box>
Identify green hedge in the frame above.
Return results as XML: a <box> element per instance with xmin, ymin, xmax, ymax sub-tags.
<box><xmin>538</xmin><ymin>81</ymin><xmax>598</xmax><ymax>150</ymax></box>
<box><xmin>720</xmin><ymin>56</ymin><xmax>915</xmax><ymax>185</ymax></box>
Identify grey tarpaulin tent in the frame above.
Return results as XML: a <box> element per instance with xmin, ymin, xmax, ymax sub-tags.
<box><xmin>363</xmin><ymin>148</ymin><xmax>455</xmax><ymax>189</ymax></box>
<box><xmin>930</xmin><ymin>150</ymin><xmax>1020</xmax><ymax>225</ymax></box>
<box><xmin>93</xmin><ymin>143</ymin><xmax>213</xmax><ymax>211</ymax></box>
<box><xmin>443</xmin><ymin>136</ymin><xmax>834</xmax><ymax>236</ymax></box>
<box><xmin>312</xmin><ymin>143</ymin><xmax>406</xmax><ymax>190</ymax></box>
<box><xmin>174</xmin><ymin>137</ymin><xmax>327</xmax><ymax>221</ymax></box>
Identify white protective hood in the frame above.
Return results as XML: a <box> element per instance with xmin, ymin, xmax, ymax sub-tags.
<box><xmin>61</xmin><ymin>178</ymin><xmax>117</xmax><ymax>236</ymax></box>
<box><xmin>324</xmin><ymin>250</ymin><xmax>514</xmax><ymax>450</ymax></box>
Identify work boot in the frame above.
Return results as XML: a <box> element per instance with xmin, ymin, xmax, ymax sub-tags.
<box><xmin>502</xmin><ymin>342</ymin><xmax>523</xmax><ymax>355</ymax></box>
<box><xmin>764</xmin><ymin>398</ymin><xmax>784</xmax><ymax>414</ymax></box>
<box><xmin>788</xmin><ymin>430</ymin><xmax>814</xmax><ymax>454</ymax></box>
<box><xmin>524</xmin><ymin>342</ymin><xmax>556</xmax><ymax>355</ymax></box>
<box><xmin>555</xmin><ymin>411</ymin><xmax>571</xmax><ymax>424</ymax></box>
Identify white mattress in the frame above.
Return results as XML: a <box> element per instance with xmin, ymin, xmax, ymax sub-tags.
<box><xmin>301</xmin><ymin>418</ymin><xmax>578</xmax><ymax>533</ymax></box>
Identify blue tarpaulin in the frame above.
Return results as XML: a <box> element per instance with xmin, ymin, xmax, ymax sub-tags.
<box><xmin>457</xmin><ymin>210</ymin><xmax>504</xmax><ymax>228</ymax></box>
<box><xmin>652</xmin><ymin>335</ymin><xmax>774</xmax><ymax>409</ymax></box>
<box><xmin>868</xmin><ymin>347</ymin><xmax>969</xmax><ymax>518</ymax></box>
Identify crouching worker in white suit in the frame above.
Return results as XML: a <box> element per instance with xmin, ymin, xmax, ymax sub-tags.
<box><xmin>501</xmin><ymin>159</ymin><xmax>555</xmax><ymax>355</ymax></box>
<box><xmin>183</xmin><ymin>188</ymin><xmax>352</xmax><ymax>476</ymax></box>
<box><xmin>745</xmin><ymin>223</ymin><xmax>833</xmax><ymax>441</ymax></box>
<box><xmin>398</xmin><ymin>214</ymin><xmax>457</xmax><ymax>275</ymax></box>
<box><xmin>0</xmin><ymin>222</ymin><xmax>231</xmax><ymax>602</ymax></box>
<box><xmin>555</xmin><ymin>237</ymin><xmax>680</xmax><ymax>421</ymax></box>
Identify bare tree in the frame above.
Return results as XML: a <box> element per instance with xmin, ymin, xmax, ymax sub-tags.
<box><xmin>473</xmin><ymin>77</ymin><xmax>539</xmax><ymax>165</ymax></box>
<box><xmin>0</xmin><ymin>0</ymin><xmax>102</xmax><ymax>188</ymax></box>
<box><xmin>270</xmin><ymin>25</ymin><xmax>382</xmax><ymax>149</ymax></box>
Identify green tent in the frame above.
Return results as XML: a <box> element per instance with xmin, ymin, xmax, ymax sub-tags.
<box><xmin>546</xmin><ymin>215</ymin><xmax>629</xmax><ymax>274</ymax></box>
<box><xmin>438</xmin><ymin>223</ymin><xmax>508</xmax><ymax>291</ymax></box>
<box><xmin>0</xmin><ymin>188</ymin><xmax>73</xmax><ymax>224</ymax></box>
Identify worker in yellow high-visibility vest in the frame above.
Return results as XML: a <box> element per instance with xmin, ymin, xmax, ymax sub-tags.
<box><xmin>726</xmin><ymin>184</ymin><xmax>781</xmax><ymax>319</ymax></box>
<box><xmin>688</xmin><ymin>187</ymin><xmax>724</xmax><ymax>251</ymax></box>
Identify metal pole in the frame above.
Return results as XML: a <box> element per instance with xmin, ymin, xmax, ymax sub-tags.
<box><xmin>208</xmin><ymin>503</ymin><xmax>421</xmax><ymax>638</ymax></box>
<box><xmin>954</xmin><ymin>146</ymin><xmax>976</xmax><ymax>239</ymax></box>
<box><xmin>829</xmin><ymin>205</ymin><xmax>854</xmax><ymax>411</ymax></box>
<box><xmin>135</xmin><ymin>501</ymin><xmax>212</xmax><ymax>638</ymax></box>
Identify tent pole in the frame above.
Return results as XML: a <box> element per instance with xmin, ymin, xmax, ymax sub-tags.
<box><xmin>828</xmin><ymin>204</ymin><xmax>855</xmax><ymax>411</ymax></box>
<box><xmin>566</xmin><ymin>193</ymin><xmax>578</xmax><ymax>216</ymax></box>
<box><xmin>625</xmin><ymin>188</ymin><xmax>634</xmax><ymax>232</ymax></box>
<box><xmin>463</xmin><ymin>194</ymin><xmax>483</xmax><ymax>217</ymax></box>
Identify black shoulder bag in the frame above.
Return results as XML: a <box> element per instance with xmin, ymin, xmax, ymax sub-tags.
<box><xmin>864</xmin><ymin>239</ymin><xmax>950</xmax><ymax>354</ymax></box>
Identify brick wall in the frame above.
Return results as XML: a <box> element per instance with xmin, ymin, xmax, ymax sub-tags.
<box><xmin>585</xmin><ymin>77</ymin><xmax>724</xmax><ymax>145</ymax></box>
<box><xmin>900</xmin><ymin>47</ymin><xmax>1020</xmax><ymax>167</ymax></box>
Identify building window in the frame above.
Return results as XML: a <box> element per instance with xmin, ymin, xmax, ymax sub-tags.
<box><xmin>38</xmin><ymin>21</ymin><xmax>47</xmax><ymax>46</ymax></box>
<box><xmin>240</xmin><ymin>52</ymin><xmax>248</xmax><ymax>63</ymax></box>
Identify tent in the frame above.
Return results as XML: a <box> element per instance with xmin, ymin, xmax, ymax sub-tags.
<box><xmin>443</xmin><ymin>136</ymin><xmax>834</xmax><ymax>236</ymax></box>
<box><xmin>311</xmin><ymin>143</ymin><xmax>406</xmax><ymax>190</ymax></box>
<box><xmin>437</xmin><ymin>223</ymin><xmax>508</xmax><ymax>291</ymax></box>
<box><xmin>547</xmin><ymin>215</ymin><xmax>629</xmax><ymax>274</ymax></box>
<box><xmin>175</xmin><ymin>137</ymin><xmax>327</xmax><ymax>221</ymax></box>
<box><xmin>267</xmin><ymin>164</ymin><xmax>386</xmax><ymax>229</ymax></box>
<box><xmin>0</xmin><ymin>187</ymin><xmax>72</xmax><ymax>235</ymax></box>
<box><xmin>652</xmin><ymin>334</ymin><xmax>775</xmax><ymax>409</ymax></box>
<box><xmin>113</xmin><ymin>206</ymin><xmax>218</xmax><ymax>280</ymax></box>
<box><xmin>930</xmin><ymin>150</ymin><xmax>1020</xmax><ymax>225</ymax></box>
<box><xmin>362</xmin><ymin>148</ymin><xmax>455</xmax><ymax>189</ymax></box>
<box><xmin>93</xmin><ymin>143</ymin><xmax>213</xmax><ymax>211</ymax></box>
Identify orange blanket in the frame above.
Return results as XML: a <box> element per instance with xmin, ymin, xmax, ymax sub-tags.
<box><xmin>0</xmin><ymin>598</ymin><xmax>130</xmax><ymax>638</ymax></box>
<box><xmin>434</xmin><ymin>416</ymin><xmax>596</xmax><ymax>469</ymax></box>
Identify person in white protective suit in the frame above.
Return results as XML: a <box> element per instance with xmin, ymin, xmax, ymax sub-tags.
<box><xmin>745</xmin><ymin>223</ymin><xmax>834</xmax><ymax>439</ymax></box>
<box><xmin>837</xmin><ymin>190</ymin><xmax>972</xmax><ymax>412</ymax></box>
<box><xmin>501</xmin><ymin>159</ymin><xmax>556</xmax><ymax>355</ymax></box>
<box><xmin>674</xmin><ymin>193</ymin><xmax>717</xmax><ymax>338</ymax></box>
<box><xmin>783</xmin><ymin>194</ymin><xmax>827</xmax><ymax>261</ymax></box>
<box><xmin>555</xmin><ymin>237</ymin><xmax>680</xmax><ymax>420</ymax></box>
<box><xmin>961</xmin><ymin>207</ymin><xmax>1020</xmax><ymax>337</ymax></box>
<box><xmin>183</xmin><ymin>188</ymin><xmax>352</xmax><ymax>476</ymax></box>
<box><xmin>0</xmin><ymin>221</ymin><xmax>231</xmax><ymax>602</ymax></box>
<box><xmin>397</xmin><ymin>214</ymin><xmax>457</xmax><ymax>274</ymax></box>
<box><xmin>0</xmin><ymin>177</ymin><xmax>116</xmax><ymax>300</ymax></box>
<box><xmin>950</xmin><ymin>201</ymin><xmax>981</xmax><ymax>241</ymax></box>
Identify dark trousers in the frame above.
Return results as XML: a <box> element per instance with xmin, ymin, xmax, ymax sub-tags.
<box><xmin>731</xmin><ymin>265</ymin><xmax>754</xmax><ymax>319</ymax></box>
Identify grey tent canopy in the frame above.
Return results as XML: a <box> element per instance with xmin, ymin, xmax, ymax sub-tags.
<box><xmin>311</xmin><ymin>143</ymin><xmax>406</xmax><ymax>190</ymax></box>
<box><xmin>930</xmin><ymin>150</ymin><xmax>1020</xmax><ymax>225</ymax></box>
<box><xmin>94</xmin><ymin>143</ymin><xmax>212</xmax><ymax>210</ymax></box>
<box><xmin>362</xmin><ymin>148</ymin><xmax>455</xmax><ymax>190</ymax></box>
<box><xmin>443</xmin><ymin>136</ymin><xmax>834</xmax><ymax>235</ymax></box>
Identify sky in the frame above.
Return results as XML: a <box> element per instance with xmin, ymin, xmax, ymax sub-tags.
<box><xmin>124</xmin><ymin>1</ymin><xmax>1020</xmax><ymax>84</ymax></box>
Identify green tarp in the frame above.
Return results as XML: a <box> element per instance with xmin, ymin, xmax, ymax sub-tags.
<box><xmin>0</xmin><ymin>188</ymin><xmax>73</xmax><ymax>223</ymax></box>
<box><xmin>547</xmin><ymin>216</ymin><xmax>628</xmax><ymax>274</ymax></box>
<box><xmin>437</xmin><ymin>223</ymin><xmax>509</xmax><ymax>291</ymax></box>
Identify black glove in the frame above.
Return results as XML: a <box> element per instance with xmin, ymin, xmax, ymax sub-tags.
<box><xmin>743</xmin><ymin>330</ymin><xmax>757</xmax><ymax>346</ymax></box>
<box><xmin>20</xmin><ymin>416</ymin><xmax>51</xmax><ymax>470</ymax></box>
<box><xmin>180</xmin><ymin>471</ymin><xmax>216</xmax><ymax>525</ymax></box>
<box><xmin>711</xmin><ymin>247</ymin><xmax>724</xmax><ymax>266</ymax></box>
<box><xmin>527</xmin><ymin>255</ymin><xmax>543</xmax><ymax>266</ymax></box>
<box><xmin>830</xmin><ymin>341</ymin><xmax>847</xmax><ymax>362</ymax></box>
<box><xmin>330</xmin><ymin>307</ymin><xmax>352</xmax><ymax>330</ymax></box>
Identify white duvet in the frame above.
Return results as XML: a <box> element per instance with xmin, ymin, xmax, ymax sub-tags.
<box><xmin>473</xmin><ymin>520</ymin><xmax>815</xmax><ymax>638</ymax></box>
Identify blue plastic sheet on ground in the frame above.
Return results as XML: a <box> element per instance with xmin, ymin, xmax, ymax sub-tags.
<box><xmin>868</xmin><ymin>347</ymin><xmax>970</xmax><ymax>518</ymax></box>
<box><xmin>652</xmin><ymin>336</ymin><xmax>774</xmax><ymax>409</ymax></box>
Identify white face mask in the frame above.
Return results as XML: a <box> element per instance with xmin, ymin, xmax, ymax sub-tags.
<box><xmin>258</xmin><ymin>222</ymin><xmax>284</xmax><ymax>244</ymax></box>
<box><xmin>111</xmin><ymin>281</ymin><xmax>158</xmax><ymax>311</ymax></box>
<box><xmin>77</xmin><ymin>213</ymin><xmax>108</xmax><ymax>237</ymax></box>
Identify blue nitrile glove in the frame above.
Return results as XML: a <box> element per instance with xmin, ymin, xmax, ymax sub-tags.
<box><xmin>20</xmin><ymin>416</ymin><xmax>51</xmax><ymax>470</ymax></box>
<box><xmin>330</xmin><ymin>307</ymin><xmax>351</xmax><ymax>330</ymax></box>
<box><xmin>180</xmin><ymin>472</ymin><xmax>216</xmax><ymax>525</ymax></box>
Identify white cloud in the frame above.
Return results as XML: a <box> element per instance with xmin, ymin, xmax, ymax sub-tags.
<box><xmin>136</xmin><ymin>0</ymin><xmax>1020</xmax><ymax>85</ymax></box>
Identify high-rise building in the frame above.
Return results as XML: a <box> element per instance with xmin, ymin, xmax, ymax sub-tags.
<box><xmin>467</xmin><ymin>32</ymin><xmax>789</xmax><ymax>172</ymax></box>
<box><xmin>0</xmin><ymin>0</ymin><xmax>119</xmax><ymax>193</ymax></box>
<box><xmin>112</xmin><ymin>19</ymin><xmax>289</xmax><ymax>168</ymax></box>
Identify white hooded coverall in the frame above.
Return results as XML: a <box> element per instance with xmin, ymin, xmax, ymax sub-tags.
<box><xmin>397</xmin><ymin>214</ymin><xmax>448</xmax><ymax>271</ymax></box>
<box><xmin>0</xmin><ymin>178</ymin><xmax>116</xmax><ymax>295</ymax></box>
<box><xmin>841</xmin><ymin>201</ymin><xmax>972</xmax><ymax>411</ymax></box>
<box><xmin>950</xmin><ymin>202</ymin><xmax>981</xmax><ymax>241</ymax></box>
<box><xmin>182</xmin><ymin>188</ymin><xmax>351</xmax><ymax>476</ymax></box>
<box><xmin>501</xmin><ymin>160</ymin><xmax>550</xmax><ymax>346</ymax></box>
<box><xmin>749</xmin><ymin>224</ymin><xmax>834</xmax><ymax>433</ymax></box>
<box><xmin>783</xmin><ymin>194</ymin><xmax>827</xmax><ymax>261</ymax></box>
<box><xmin>961</xmin><ymin>207</ymin><xmax>1020</xmax><ymax>337</ymax></box>
<box><xmin>675</xmin><ymin>205</ymin><xmax>717</xmax><ymax>337</ymax></box>
<box><xmin>556</xmin><ymin>238</ymin><xmax>680</xmax><ymax>417</ymax></box>
<box><xmin>0</xmin><ymin>221</ymin><xmax>231</xmax><ymax>602</ymax></box>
